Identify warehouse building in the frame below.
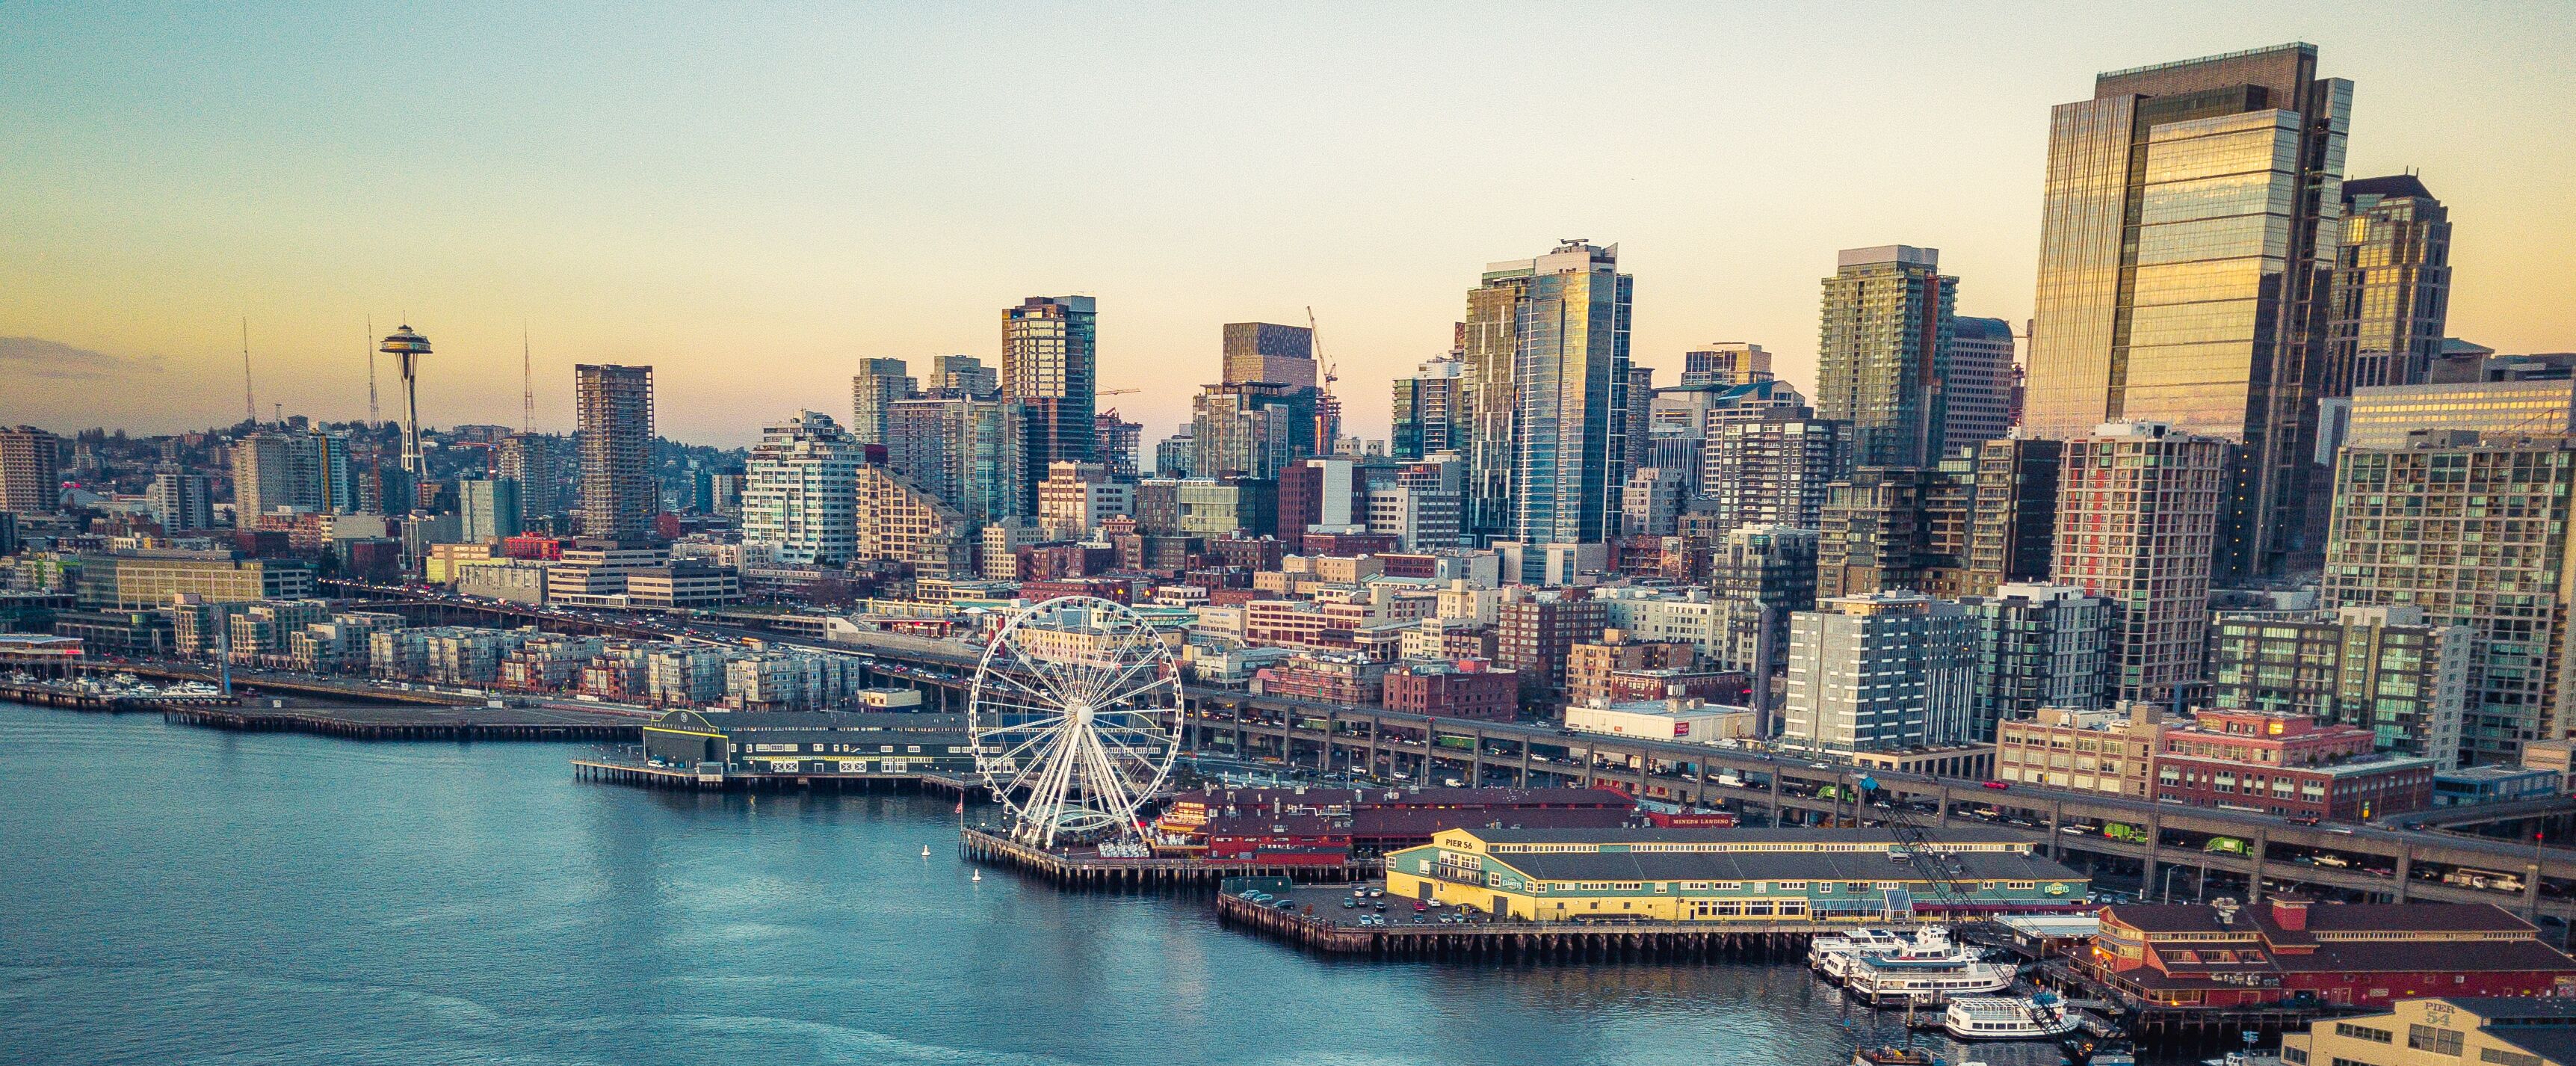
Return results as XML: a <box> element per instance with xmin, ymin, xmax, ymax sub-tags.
<box><xmin>1386</xmin><ymin>827</ymin><xmax>2088</xmax><ymax>922</ymax></box>
<box><xmin>640</xmin><ymin>709</ymin><xmax>972</xmax><ymax>774</ymax></box>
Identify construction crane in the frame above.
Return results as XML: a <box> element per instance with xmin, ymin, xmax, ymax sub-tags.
<box><xmin>1098</xmin><ymin>387</ymin><xmax>1139</xmax><ymax>398</ymax></box>
<box><xmin>1305</xmin><ymin>306</ymin><xmax>1337</xmax><ymax>392</ymax></box>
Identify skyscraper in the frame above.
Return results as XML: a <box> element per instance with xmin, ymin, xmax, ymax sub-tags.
<box><xmin>0</xmin><ymin>426</ymin><xmax>61</xmax><ymax>515</ymax></box>
<box><xmin>2323</xmin><ymin>434</ymin><xmax>2576</xmax><ymax>765</ymax></box>
<box><xmin>1959</xmin><ymin>583</ymin><xmax>2110</xmax><ymax>736</ymax></box>
<box><xmin>1817</xmin><ymin>245</ymin><xmax>1956</xmax><ymax>467</ymax></box>
<box><xmin>459</xmin><ymin>478</ymin><xmax>523</xmax><ymax>544</ymax></box>
<box><xmin>926</xmin><ymin>354</ymin><xmax>998</xmax><ymax>398</ymax></box>
<box><xmin>1004</xmin><ymin>295</ymin><xmax>1098</xmax><ymax>508</ymax></box>
<box><xmin>496</xmin><ymin>433</ymin><xmax>566</xmax><ymax>526</ymax></box>
<box><xmin>2022</xmin><ymin>43</ymin><xmax>2352</xmax><ymax>578</ymax></box>
<box><xmin>1390</xmin><ymin>355</ymin><xmax>1463</xmax><ymax>460</ymax></box>
<box><xmin>884</xmin><ymin>396</ymin><xmax>1021</xmax><ymax>527</ymax></box>
<box><xmin>1701</xmin><ymin>411</ymin><xmax>1845</xmax><ymax>531</ymax></box>
<box><xmin>849</xmin><ymin>357</ymin><xmax>917</xmax><ymax>446</ymax></box>
<box><xmin>1625</xmin><ymin>364</ymin><xmax>1655</xmax><ymax>478</ymax></box>
<box><xmin>1945</xmin><ymin>317</ymin><xmax>2016</xmax><ymax>448</ymax></box>
<box><xmin>1679</xmin><ymin>342</ymin><xmax>1773</xmax><ymax>387</ymax></box>
<box><xmin>230</xmin><ymin>431</ymin><xmax>350</xmax><ymax>523</ymax></box>
<box><xmin>1220</xmin><ymin>322</ymin><xmax>1318</xmax><ymax>389</ymax></box>
<box><xmin>1962</xmin><ymin>437</ymin><xmax>2063</xmax><ymax>597</ymax></box>
<box><xmin>147</xmin><ymin>471</ymin><xmax>214</xmax><ymax>532</ymax></box>
<box><xmin>2051</xmin><ymin>422</ymin><xmax>2231</xmax><ymax>706</ymax></box>
<box><xmin>575</xmin><ymin>363</ymin><xmax>655</xmax><ymax>542</ymax></box>
<box><xmin>742</xmin><ymin>410</ymin><xmax>862</xmax><ymax>564</ymax></box>
<box><xmin>2327</xmin><ymin>175</ymin><xmax>2451</xmax><ymax>392</ymax></box>
<box><xmin>1191</xmin><ymin>381</ymin><xmax>1313</xmax><ymax>478</ymax></box>
<box><xmin>1093</xmin><ymin>410</ymin><xmax>1142</xmax><ymax>480</ymax></box>
<box><xmin>1461</xmin><ymin>241</ymin><xmax>1631</xmax><ymax>552</ymax></box>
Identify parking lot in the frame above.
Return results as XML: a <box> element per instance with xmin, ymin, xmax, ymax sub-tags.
<box><xmin>1229</xmin><ymin>881</ymin><xmax>1510</xmax><ymax>930</ymax></box>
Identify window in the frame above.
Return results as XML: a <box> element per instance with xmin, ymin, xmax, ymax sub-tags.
<box><xmin>2484</xmin><ymin>1049</ymin><xmax>2544</xmax><ymax>1066</ymax></box>
<box><xmin>2335</xmin><ymin>1023</ymin><xmax>2392</xmax><ymax>1044</ymax></box>
<box><xmin>2408</xmin><ymin>1025</ymin><xmax>2462</xmax><ymax>1056</ymax></box>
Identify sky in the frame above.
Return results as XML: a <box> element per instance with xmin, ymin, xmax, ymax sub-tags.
<box><xmin>4</xmin><ymin>1</ymin><xmax>2572</xmax><ymax>449</ymax></box>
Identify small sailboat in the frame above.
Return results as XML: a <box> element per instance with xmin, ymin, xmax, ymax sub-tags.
<box><xmin>972</xmin><ymin>869</ymin><xmax>983</xmax><ymax>882</ymax></box>
<box><xmin>922</xmin><ymin>844</ymin><xmax>933</xmax><ymax>857</ymax></box>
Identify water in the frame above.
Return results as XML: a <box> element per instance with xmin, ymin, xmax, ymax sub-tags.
<box><xmin>0</xmin><ymin>703</ymin><xmax>2089</xmax><ymax>1066</ymax></box>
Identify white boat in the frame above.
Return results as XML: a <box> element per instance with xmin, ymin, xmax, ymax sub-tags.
<box><xmin>1809</xmin><ymin>927</ymin><xmax>1911</xmax><ymax>975</ymax></box>
<box><xmin>1843</xmin><ymin>926</ymin><xmax>2015</xmax><ymax>1007</ymax></box>
<box><xmin>1943</xmin><ymin>994</ymin><xmax>2081</xmax><ymax>1041</ymax></box>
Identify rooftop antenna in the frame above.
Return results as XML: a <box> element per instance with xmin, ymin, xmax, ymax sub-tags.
<box><xmin>365</xmin><ymin>315</ymin><xmax>380</xmax><ymax>429</ymax></box>
<box><xmin>522</xmin><ymin>321</ymin><xmax>535</xmax><ymax>433</ymax></box>
<box><xmin>241</xmin><ymin>318</ymin><xmax>257</xmax><ymax>425</ymax></box>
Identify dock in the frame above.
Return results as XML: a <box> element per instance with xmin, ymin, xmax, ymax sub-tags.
<box><xmin>572</xmin><ymin>751</ymin><xmax>981</xmax><ymax>796</ymax></box>
<box><xmin>2029</xmin><ymin>957</ymin><xmax>2368</xmax><ymax>1052</ymax></box>
<box><xmin>1</xmin><ymin>680</ymin><xmax>233</xmax><ymax>712</ymax></box>
<box><xmin>162</xmin><ymin>703</ymin><xmax>642</xmax><ymax>742</ymax></box>
<box><xmin>1214</xmin><ymin>878</ymin><xmax>1818</xmax><ymax>961</ymax></box>
<box><xmin>961</xmin><ymin>827</ymin><xmax>1375</xmax><ymax>890</ymax></box>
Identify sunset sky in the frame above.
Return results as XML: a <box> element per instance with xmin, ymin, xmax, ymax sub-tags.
<box><xmin>4</xmin><ymin>2</ymin><xmax>2571</xmax><ymax>448</ymax></box>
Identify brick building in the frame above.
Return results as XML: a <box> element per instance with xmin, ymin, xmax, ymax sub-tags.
<box><xmin>2153</xmin><ymin>708</ymin><xmax>2435</xmax><ymax>820</ymax></box>
<box><xmin>2089</xmin><ymin>898</ymin><xmax>2576</xmax><ymax>1008</ymax></box>
<box><xmin>1381</xmin><ymin>659</ymin><xmax>1519</xmax><ymax>721</ymax></box>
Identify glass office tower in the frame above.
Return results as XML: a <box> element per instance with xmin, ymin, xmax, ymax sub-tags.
<box><xmin>1459</xmin><ymin>241</ymin><xmax>1631</xmax><ymax>554</ymax></box>
<box><xmin>2327</xmin><ymin>175</ymin><xmax>2451</xmax><ymax>392</ymax></box>
<box><xmin>1817</xmin><ymin>245</ymin><xmax>1956</xmax><ymax>468</ymax></box>
<box><xmin>2022</xmin><ymin>43</ymin><xmax>2351</xmax><ymax>579</ymax></box>
<box><xmin>1003</xmin><ymin>295</ymin><xmax>1098</xmax><ymax>511</ymax></box>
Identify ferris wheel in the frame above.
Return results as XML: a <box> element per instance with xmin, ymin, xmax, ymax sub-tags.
<box><xmin>967</xmin><ymin>596</ymin><xmax>1183</xmax><ymax>850</ymax></box>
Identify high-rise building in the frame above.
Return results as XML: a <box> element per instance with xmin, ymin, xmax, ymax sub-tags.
<box><xmin>1220</xmin><ymin>322</ymin><xmax>1317</xmax><ymax>389</ymax></box>
<box><xmin>742</xmin><ymin>410</ymin><xmax>862</xmax><ymax>565</ymax></box>
<box><xmin>230</xmin><ymin>431</ymin><xmax>350</xmax><ymax>524</ymax></box>
<box><xmin>1959</xmin><ymin>583</ymin><xmax>2109</xmax><ymax>739</ymax></box>
<box><xmin>1817</xmin><ymin>245</ymin><xmax>1956</xmax><ymax>467</ymax></box>
<box><xmin>0</xmin><ymin>426</ymin><xmax>61</xmax><ymax>515</ymax></box>
<box><xmin>496</xmin><ymin>434</ymin><xmax>568</xmax><ymax>526</ymax></box>
<box><xmin>1004</xmin><ymin>295</ymin><xmax>1098</xmax><ymax>508</ymax></box>
<box><xmin>2051</xmin><ymin>422</ymin><xmax>2231</xmax><ymax>706</ymax></box>
<box><xmin>926</xmin><ymin>354</ymin><xmax>998</xmax><ymax>399</ymax></box>
<box><xmin>1462</xmin><ymin>241</ymin><xmax>1631</xmax><ymax>549</ymax></box>
<box><xmin>1784</xmin><ymin>592</ymin><xmax>1976</xmax><ymax>751</ymax></box>
<box><xmin>2210</xmin><ymin>605</ymin><xmax>2471</xmax><ymax>768</ymax></box>
<box><xmin>1710</xmin><ymin>524</ymin><xmax>1818</xmax><ymax>683</ymax></box>
<box><xmin>1619</xmin><ymin>467</ymin><xmax>1688</xmax><ymax>538</ymax></box>
<box><xmin>459</xmin><ymin>478</ymin><xmax>523</xmax><ymax>544</ymax></box>
<box><xmin>853</xmin><ymin>463</ymin><xmax>972</xmax><ymax>582</ymax></box>
<box><xmin>1625</xmin><ymin>364</ymin><xmax>1655</xmax><ymax>478</ymax></box>
<box><xmin>1945</xmin><ymin>317</ymin><xmax>2016</xmax><ymax>448</ymax></box>
<box><xmin>1679</xmin><ymin>343</ymin><xmax>1773</xmax><ymax>387</ymax></box>
<box><xmin>1962</xmin><ymin>437</ymin><xmax>2063</xmax><ymax>597</ymax></box>
<box><xmin>575</xmin><ymin>363</ymin><xmax>656</xmax><ymax>541</ymax></box>
<box><xmin>1191</xmin><ymin>381</ymin><xmax>1310</xmax><ymax>479</ymax></box>
<box><xmin>883</xmin><ymin>396</ymin><xmax>1021</xmax><ymax>527</ymax></box>
<box><xmin>2022</xmin><ymin>43</ymin><xmax>2352</xmax><ymax>579</ymax></box>
<box><xmin>849</xmin><ymin>357</ymin><xmax>917</xmax><ymax>447</ymax></box>
<box><xmin>1365</xmin><ymin>457</ymin><xmax>1463</xmax><ymax>551</ymax></box>
<box><xmin>1153</xmin><ymin>428</ymin><xmax>1193</xmax><ymax>478</ymax></box>
<box><xmin>1816</xmin><ymin>465</ymin><xmax>1972</xmax><ymax>600</ymax></box>
<box><xmin>2344</xmin><ymin>380</ymin><xmax>2576</xmax><ymax>449</ymax></box>
<box><xmin>1093</xmin><ymin>410</ymin><xmax>1143</xmax><ymax>481</ymax></box>
<box><xmin>1035</xmin><ymin>461</ymin><xmax>1131</xmax><ymax>539</ymax></box>
<box><xmin>1390</xmin><ymin>356</ymin><xmax>1463</xmax><ymax>460</ymax></box>
<box><xmin>1496</xmin><ymin>587</ymin><xmax>1608</xmax><ymax>697</ymax></box>
<box><xmin>2323</xmin><ymin>434</ymin><xmax>2576</xmax><ymax>765</ymax></box>
<box><xmin>147</xmin><ymin>471</ymin><xmax>214</xmax><ymax>532</ymax></box>
<box><xmin>2328</xmin><ymin>175</ymin><xmax>2451</xmax><ymax>392</ymax></box>
<box><xmin>1702</xmin><ymin>412</ymin><xmax>1846</xmax><ymax>531</ymax></box>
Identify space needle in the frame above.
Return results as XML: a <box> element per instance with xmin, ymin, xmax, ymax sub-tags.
<box><xmin>379</xmin><ymin>325</ymin><xmax>432</xmax><ymax>508</ymax></box>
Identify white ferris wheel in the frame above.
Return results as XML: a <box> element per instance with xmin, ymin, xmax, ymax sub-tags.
<box><xmin>967</xmin><ymin>596</ymin><xmax>1183</xmax><ymax>850</ymax></box>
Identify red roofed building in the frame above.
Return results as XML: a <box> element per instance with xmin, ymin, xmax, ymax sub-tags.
<box><xmin>2154</xmin><ymin>709</ymin><xmax>2435</xmax><ymax>819</ymax></box>
<box><xmin>1203</xmin><ymin>812</ymin><xmax>1351</xmax><ymax>864</ymax></box>
<box><xmin>2089</xmin><ymin>897</ymin><xmax>2576</xmax><ymax>1008</ymax></box>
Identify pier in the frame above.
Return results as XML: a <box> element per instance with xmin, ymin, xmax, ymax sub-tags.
<box><xmin>961</xmin><ymin>827</ymin><xmax>1374</xmax><ymax>890</ymax></box>
<box><xmin>572</xmin><ymin>751</ymin><xmax>981</xmax><ymax>796</ymax></box>
<box><xmin>161</xmin><ymin>703</ymin><xmax>641</xmax><ymax>742</ymax></box>
<box><xmin>1214</xmin><ymin>879</ymin><xmax>1816</xmax><ymax>961</ymax></box>
<box><xmin>0</xmin><ymin>680</ymin><xmax>231</xmax><ymax>712</ymax></box>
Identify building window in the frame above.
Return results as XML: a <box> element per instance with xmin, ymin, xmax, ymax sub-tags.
<box><xmin>2483</xmin><ymin>1050</ymin><xmax>2544</xmax><ymax>1066</ymax></box>
<box><xmin>2335</xmin><ymin>1023</ymin><xmax>2392</xmax><ymax>1044</ymax></box>
<box><xmin>2408</xmin><ymin>1025</ymin><xmax>2463</xmax><ymax>1056</ymax></box>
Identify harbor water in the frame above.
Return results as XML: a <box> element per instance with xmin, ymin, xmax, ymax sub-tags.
<box><xmin>0</xmin><ymin>702</ymin><xmax>2119</xmax><ymax>1065</ymax></box>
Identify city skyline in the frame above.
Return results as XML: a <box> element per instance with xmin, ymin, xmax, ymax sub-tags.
<box><xmin>4</xmin><ymin>6</ymin><xmax>2572</xmax><ymax>446</ymax></box>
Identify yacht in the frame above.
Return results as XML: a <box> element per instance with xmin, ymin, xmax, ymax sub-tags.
<box><xmin>1809</xmin><ymin>928</ymin><xmax>1911</xmax><ymax>975</ymax></box>
<box><xmin>1943</xmin><ymin>994</ymin><xmax>2081</xmax><ymax>1041</ymax></box>
<box><xmin>1851</xmin><ymin>1047</ymin><xmax>1942</xmax><ymax>1066</ymax></box>
<box><xmin>1842</xmin><ymin>926</ymin><xmax>2015</xmax><ymax>1007</ymax></box>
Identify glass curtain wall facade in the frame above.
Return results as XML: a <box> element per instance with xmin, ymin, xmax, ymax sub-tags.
<box><xmin>2327</xmin><ymin>175</ymin><xmax>2450</xmax><ymax>392</ymax></box>
<box><xmin>2023</xmin><ymin>43</ymin><xmax>2352</xmax><ymax>579</ymax></box>
<box><xmin>1460</xmin><ymin>241</ymin><xmax>1632</xmax><ymax>553</ymax></box>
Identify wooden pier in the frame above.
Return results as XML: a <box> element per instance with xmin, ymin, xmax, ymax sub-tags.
<box><xmin>2029</xmin><ymin>958</ymin><xmax>2367</xmax><ymax>1053</ymax></box>
<box><xmin>162</xmin><ymin>703</ymin><xmax>640</xmax><ymax>742</ymax></box>
<box><xmin>1</xmin><ymin>680</ymin><xmax>233</xmax><ymax>712</ymax></box>
<box><xmin>960</xmin><ymin>827</ymin><xmax>1375</xmax><ymax>891</ymax></box>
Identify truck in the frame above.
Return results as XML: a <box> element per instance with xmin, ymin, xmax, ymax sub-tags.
<box><xmin>2203</xmin><ymin>836</ymin><xmax>2252</xmax><ymax>855</ymax></box>
<box><xmin>2101</xmin><ymin>822</ymin><xmax>2150</xmax><ymax>844</ymax></box>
